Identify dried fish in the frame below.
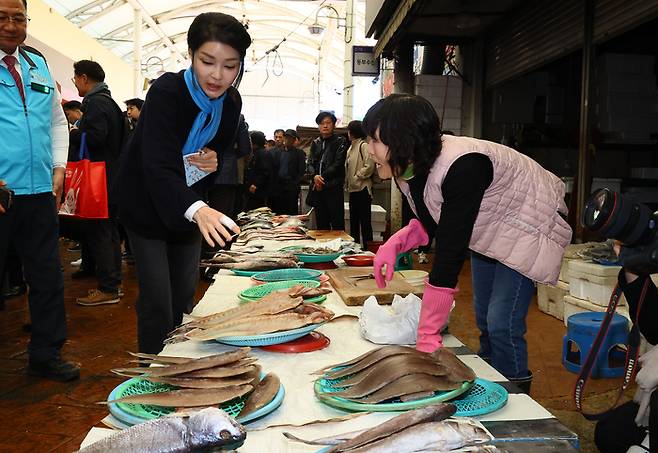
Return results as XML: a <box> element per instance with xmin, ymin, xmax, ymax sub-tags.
<box><xmin>399</xmin><ymin>391</ymin><xmax>435</xmax><ymax>403</ymax></box>
<box><xmin>176</xmin><ymin>363</ymin><xmax>260</xmax><ymax>380</ymax></box>
<box><xmin>325</xmin><ymin>404</ymin><xmax>456</xmax><ymax>452</ymax></box>
<box><xmin>143</xmin><ymin>375</ymin><xmax>256</xmax><ymax>389</ymax></box>
<box><xmin>138</xmin><ymin>348</ymin><xmax>251</xmax><ymax>378</ymax></box>
<box><xmin>105</xmin><ymin>385</ymin><xmax>253</xmax><ymax>408</ymax></box>
<box><xmin>77</xmin><ymin>407</ymin><xmax>245</xmax><ymax>453</ymax></box>
<box><xmin>127</xmin><ymin>352</ymin><xmax>195</xmax><ymax>365</ymax></box>
<box><xmin>342</xmin><ymin>419</ymin><xmax>491</xmax><ymax>453</ymax></box>
<box><xmin>344</xmin><ymin>373</ymin><xmax>462</xmax><ymax>403</ymax></box>
<box><xmin>324</xmin><ymin>348</ymin><xmax>431</xmax><ymax>381</ymax></box>
<box><xmin>315</xmin><ymin>346</ymin><xmax>420</xmax><ymax>376</ymax></box>
<box><xmin>330</xmin><ymin>357</ymin><xmax>449</xmax><ymax>398</ymax></box>
<box><xmin>238</xmin><ymin>373</ymin><xmax>281</xmax><ymax>417</ymax></box>
<box><xmin>431</xmin><ymin>348</ymin><xmax>477</xmax><ymax>383</ymax></box>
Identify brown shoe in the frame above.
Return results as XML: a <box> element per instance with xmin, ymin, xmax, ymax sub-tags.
<box><xmin>76</xmin><ymin>289</ymin><xmax>120</xmax><ymax>306</ymax></box>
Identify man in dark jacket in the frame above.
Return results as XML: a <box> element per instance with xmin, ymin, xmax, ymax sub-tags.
<box><xmin>70</xmin><ymin>60</ymin><xmax>124</xmax><ymax>306</ymax></box>
<box><xmin>307</xmin><ymin>111</ymin><xmax>348</xmax><ymax>229</ymax></box>
<box><xmin>245</xmin><ymin>130</ymin><xmax>273</xmax><ymax>210</ymax></box>
<box><xmin>270</xmin><ymin>129</ymin><xmax>306</xmax><ymax>215</ymax></box>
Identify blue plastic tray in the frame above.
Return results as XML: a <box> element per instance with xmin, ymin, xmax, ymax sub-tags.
<box><xmin>253</xmin><ymin>268</ymin><xmax>323</xmax><ymax>282</ymax></box>
<box><xmin>452</xmin><ymin>378</ymin><xmax>508</xmax><ymax>417</ymax></box>
<box><xmin>215</xmin><ymin>323</ymin><xmax>325</xmax><ymax>347</ymax></box>
<box><xmin>107</xmin><ymin>375</ymin><xmax>285</xmax><ymax>426</ymax></box>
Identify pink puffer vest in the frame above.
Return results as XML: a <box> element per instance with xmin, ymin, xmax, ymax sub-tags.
<box><xmin>399</xmin><ymin>135</ymin><xmax>572</xmax><ymax>285</ymax></box>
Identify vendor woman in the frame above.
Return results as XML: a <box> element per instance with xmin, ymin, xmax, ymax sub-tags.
<box><xmin>364</xmin><ymin>94</ymin><xmax>572</xmax><ymax>391</ymax></box>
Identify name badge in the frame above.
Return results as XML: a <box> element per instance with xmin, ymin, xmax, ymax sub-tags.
<box><xmin>30</xmin><ymin>82</ymin><xmax>51</xmax><ymax>94</ymax></box>
<box><xmin>29</xmin><ymin>72</ymin><xmax>51</xmax><ymax>94</ymax></box>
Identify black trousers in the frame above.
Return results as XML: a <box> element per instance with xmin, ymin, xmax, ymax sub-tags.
<box><xmin>595</xmin><ymin>395</ymin><xmax>657</xmax><ymax>453</ymax></box>
<box><xmin>84</xmin><ymin>216</ymin><xmax>121</xmax><ymax>292</ymax></box>
<box><xmin>348</xmin><ymin>188</ymin><xmax>373</xmax><ymax>247</ymax></box>
<box><xmin>127</xmin><ymin>228</ymin><xmax>202</xmax><ymax>354</ymax></box>
<box><xmin>0</xmin><ymin>193</ymin><xmax>66</xmax><ymax>362</ymax></box>
<box><xmin>315</xmin><ymin>186</ymin><xmax>344</xmax><ymax>230</ymax></box>
<box><xmin>246</xmin><ymin>193</ymin><xmax>267</xmax><ymax>211</ymax></box>
<box><xmin>270</xmin><ymin>189</ymin><xmax>300</xmax><ymax>215</ymax></box>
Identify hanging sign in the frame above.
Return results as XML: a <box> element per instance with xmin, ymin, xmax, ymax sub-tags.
<box><xmin>352</xmin><ymin>46</ymin><xmax>380</xmax><ymax>77</ymax></box>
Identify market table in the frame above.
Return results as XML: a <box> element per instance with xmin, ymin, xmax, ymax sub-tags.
<box><xmin>80</xmin><ymin>235</ymin><xmax>578</xmax><ymax>451</ymax></box>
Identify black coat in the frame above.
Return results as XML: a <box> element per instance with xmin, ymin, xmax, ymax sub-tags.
<box><xmin>70</xmin><ymin>86</ymin><xmax>125</xmax><ymax>205</ymax></box>
<box><xmin>307</xmin><ymin>134</ymin><xmax>348</xmax><ymax>190</ymax></box>
<box><xmin>272</xmin><ymin>146</ymin><xmax>306</xmax><ymax>192</ymax></box>
<box><xmin>118</xmin><ymin>71</ymin><xmax>242</xmax><ymax>240</ymax></box>
<box><xmin>245</xmin><ymin>146</ymin><xmax>274</xmax><ymax>196</ymax></box>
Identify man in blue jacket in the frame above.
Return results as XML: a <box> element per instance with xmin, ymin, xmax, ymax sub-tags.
<box><xmin>0</xmin><ymin>0</ymin><xmax>79</xmax><ymax>381</ymax></box>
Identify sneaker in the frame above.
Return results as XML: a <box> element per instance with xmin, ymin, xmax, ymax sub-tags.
<box><xmin>418</xmin><ymin>252</ymin><xmax>429</xmax><ymax>264</ymax></box>
<box><xmin>27</xmin><ymin>357</ymin><xmax>80</xmax><ymax>382</ymax></box>
<box><xmin>76</xmin><ymin>289</ymin><xmax>120</xmax><ymax>306</ymax></box>
<box><xmin>70</xmin><ymin>258</ymin><xmax>82</xmax><ymax>267</ymax></box>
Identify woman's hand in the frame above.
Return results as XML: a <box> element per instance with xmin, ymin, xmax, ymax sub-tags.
<box><xmin>193</xmin><ymin>207</ymin><xmax>240</xmax><ymax>247</ymax></box>
<box><xmin>188</xmin><ymin>147</ymin><xmax>218</xmax><ymax>173</ymax></box>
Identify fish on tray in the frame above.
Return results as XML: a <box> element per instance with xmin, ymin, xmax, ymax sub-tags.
<box><xmin>105</xmin><ymin>385</ymin><xmax>253</xmax><ymax>407</ymax></box>
<box><xmin>238</xmin><ymin>372</ymin><xmax>281</xmax><ymax>418</ymax></box>
<box><xmin>77</xmin><ymin>407</ymin><xmax>246</xmax><ymax>453</ymax></box>
<box><xmin>288</xmin><ymin>284</ymin><xmax>332</xmax><ymax>298</ymax></box>
<box><xmin>316</xmin><ymin>345</ymin><xmax>475</xmax><ymax>404</ymax></box>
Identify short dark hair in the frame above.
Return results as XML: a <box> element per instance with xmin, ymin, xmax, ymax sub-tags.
<box><xmin>315</xmin><ymin>111</ymin><xmax>337</xmax><ymax>125</ymax></box>
<box><xmin>250</xmin><ymin>130</ymin><xmax>266</xmax><ymax>147</ymax></box>
<box><xmin>347</xmin><ymin>120</ymin><xmax>366</xmax><ymax>139</ymax></box>
<box><xmin>363</xmin><ymin>94</ymin><xmax>442</xmax><ymax>179</ymax></box>
<box><xmin>187</xmin><ymin>13</ymin><xmax>251</xmax><ymax>88</ymax></box>
<box><xmin>273</xmin><ymin>129</ymin><xmax>284</xmax><ymax>136</ymax></box>
<box><xmin>125</xmin><ymin>98</ymin><xmax>144</xmax><ymax>110</ymax></box>
<box><xmin>62</xmin><ymin>100</ymin><xmax>82</xmax><ymax>111</ymax></box>
<box><xmin>73</xmin><ymin>60</ymin><xmax>105</xmax><ymax>82</ymax></box>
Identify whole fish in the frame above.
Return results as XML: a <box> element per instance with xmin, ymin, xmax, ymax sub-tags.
<box><xmin>136</xmin><ymin>348</ymin><xmax>252</xmax><ymax>378</ymax></box>
<box><xmin>238</xmin><ymin>372</ymin><xmax>281</xmax><ymax>417</ymax></box>
<box><xmin>77</xmin><ymin>407</ymin><xmax>245</xmax><ymax>453</ymax></box>
<box><xmin>341</xmin><ymin>419</ymin><xmax>491</xmax><ymax>453</ymax></box>
<box><xmin>345</xmin><ymin>373</ymin><xmax>462</xmax><ymax>403</ymax></box>
<box><xmin>326</xmin><ymin>404</ymin><xmax>456</xmax><ymax>452</ymax></box>
<box><xmin>317</xmin><ymin>346</ymin><xmax>421</xmax><ymax>377</ymax></box>
<box><xmin>143</xmin><ymin>375</ymin><xmax>255</xmax><ymax>389</ymax></box>
<box><xmin>105</xmin><ymin>384</ymin><xmax>253</xmax><ymax>407</ymax></box>
<box><xmin>333</xmin><ymin>355</ymin><xmax>448</xmax><ymax>389</ymax></box>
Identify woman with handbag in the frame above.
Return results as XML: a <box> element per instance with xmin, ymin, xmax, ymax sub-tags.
<box><xmin>364</xmin><ymin>94</ymin><xmax>572</xmax><ymax>391</ymax></box>
<box><xmin>118</xmin><ymin>12</ymin><xmax>251</xmax><ymax>354</ymax></box>
<box><xmin>344</xmin><ymin>120</ymin><xmax>375</xmax><ymax>248</ymax></box>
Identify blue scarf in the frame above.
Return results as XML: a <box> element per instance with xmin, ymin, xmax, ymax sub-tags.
<box><xmin>181</xmin><ymin>66</ymin><xmax>226</xmax><ymax>156</ymax></box>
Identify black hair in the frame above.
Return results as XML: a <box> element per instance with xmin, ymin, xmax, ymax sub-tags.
<box><xmin>62</xmin><ymin>100</ymin><xmax>82</xmax><ymax>111</ymax></box>
<box><xmin>362</xmin><ymin>94</ymin><xmax>442</xmax><ymax>178</ymax></box>
<box><xmin>250</xmin><ymin>130</ymin><xmax>266</xmax><ymax>147</ymax></box>
<box><xmin>266</xmin><ymin>140</ymin><xmax>276</xmax><ymax>147</ymax></box>
<box><xmin>347</xmin><ymin>120</ymin><xmax>366</xmax><ymax>139</ymax></box>
<box><xmin>73</xmin><ymin>60</ymin><xmax>105</xmax><ymax>82</ymax></box>
<box><xmin>187</xmin><ymin>12</ymin><xmax>251</xmax><ymax>88</ymax></box>
<box><xmin>125</xmin><ymin>98</ymin><xmax>144</xmax><ymax>110</ymax></box>
<box><xmin>273</xmin><ymin>129</ymin><xmax>285</xmax><ymax>136</ymax></box>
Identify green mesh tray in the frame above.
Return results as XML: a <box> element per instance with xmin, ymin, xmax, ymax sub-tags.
<box><xmin>314</xmin><ymin>369</ymin><xmax>474</xmax><ymax>412</ymax></box>
<box><xmin>111</xmin><ymin>378</ymin><xmax>246</xmax><ymax>421</ymax></box>
<box><xmin>238</xmin><ymin>279</ymin><xmax>320</xmax><ymax>302</ymax></box>
<box><xmin>280</xmin><ymin>246</ymin><xmax>341</xmax><ymax>263</ymax></box>
<box><xmin>452</xmin><ymin>378</ymin><xmax>508</xmax><ymax>417</ymax></box>
<box><xmin>232</xmin><ymin>269</ymin><xmax>261</xmax><ymax>277</ymax></box>
<box><xmin>252</xmin><ymin>268</ymin><xmax>323</xmax><ymax>282</ymax></box>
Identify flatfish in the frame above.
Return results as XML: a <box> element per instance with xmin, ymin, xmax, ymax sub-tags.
<box><xmin>343</xmin><ymin>373</ymin><xmax>463</xmax><ymax>403</ymax></box>
<box><xmin>105</xmin><ymin>385</ymin><xmax>253</xmax><ymax>408</ymax></box>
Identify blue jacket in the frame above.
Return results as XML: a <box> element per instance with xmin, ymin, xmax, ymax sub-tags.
<box><xmin>0</xmin><ymin>47</ymin><xmax>55</xmax><ymax>195</ymax></box>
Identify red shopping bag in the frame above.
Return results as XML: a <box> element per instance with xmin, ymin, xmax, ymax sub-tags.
<box><xmin>59</xmin><ymin>133</ymin><xmax>108</xmax><ymax>219</ymax></box>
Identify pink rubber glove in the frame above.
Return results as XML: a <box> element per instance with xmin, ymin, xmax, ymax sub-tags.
<box><xmin>373</xmin><ymin>219</ymin><xmax>429</xmax><ymax>288</ymax></box>
<box><xmin>416</xmin><ymin>281</ymin><xmax>457</xmax><ymax>353</ymax></box>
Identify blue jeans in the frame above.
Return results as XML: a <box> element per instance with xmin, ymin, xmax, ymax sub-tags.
<box><xmin>471</xmin><ymin>252</ymin><xmax>535</xmax><ymax>379</ymax></box>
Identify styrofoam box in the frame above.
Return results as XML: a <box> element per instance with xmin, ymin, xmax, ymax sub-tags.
<box><xmin>537</xmin><ymin>281</ymin><xmax>569</xmax><ymax>321</ymax></box>
<box><xmin>567</xmin><ymin>260</ymin><xmax>626</xmax><ymax>307</ymax></box>
<box><xmin>559</xmin><ymin>258</ymin><xmax>579</xmax><ymax>284</ymax></box>
<box><xmin>344</xmin><ymin>203</ymin><xmax>386</xmax><ymax>223</ymax></box>
<box><xmin>564</xmin><ymin>294</ymin><xmax>630</xmax><ymax>327</ymax></box>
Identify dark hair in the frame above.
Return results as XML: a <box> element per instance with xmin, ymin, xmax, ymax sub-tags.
<box><xmin>73</xmin><ymin>60</ymin><xmax>105</xmax><ymax>82</ymax></box>
<box><xmin>188</xmin><ymin>13</ymin><xmax>251</xmax><ymax>88</ymax></box>
<box><xmin>125</xmin><ymin>98</ymin><xmax>144</xmax><ymax>110</ymax></box>
<box><xmin>315</xmin><ymin>111</ymin><xmax>337</xmax><ymax>125</ymax></box>
<box><xmin>273</xmin><ymin>129</ymin><xmax>284</xmax><ymax>136</ymax></box>
<box><xmin>266</xmin><ymin>139</ymin><xmax>276</xmax><ymax>147</ymax></box>
<box><xmin>250</xmin><ymin>130</ymin><xmax>266</xmax><ymax>147</ymax></box>
<box><xmin>62</xmin><ymin>100</ymin><xmax>82</xmax><ymax>111</ymax></box>
<box><xmin>362</xmin><ymin>94</ymin><xmax>442</xmax><ymax>178</ymax></box>
<box><xmin>347</xmin><ymin>120</ymin><xmax>366</xmax><ymax>139</ymax></box>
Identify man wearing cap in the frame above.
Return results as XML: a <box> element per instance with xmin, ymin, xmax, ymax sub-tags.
<box><xmin>270</xmin><ymin>128</ymin><xmax>306</xmax><ymax>215</ymax></box>
<box><xmin>307</xmin><ymin>111</ymin><xmax>348</xmax><ymax>229</ymax></box>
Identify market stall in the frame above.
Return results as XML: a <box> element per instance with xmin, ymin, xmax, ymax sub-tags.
<box><xmin>79</xmin><ymin>230</ymin><xmax>578</xmax><ymax>452</ymax></box>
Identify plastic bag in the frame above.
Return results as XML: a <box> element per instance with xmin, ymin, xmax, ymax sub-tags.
<box><xmin>358</xmin><ymin>294</ymin><xmax>423</xmax><ymax>345</ymax></box>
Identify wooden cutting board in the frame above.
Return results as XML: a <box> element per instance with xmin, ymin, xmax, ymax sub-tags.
<box><xmin>307</xmin><ymin>230</ymin><xmax>354</xmax><ymax>241</ymax></box>
<box><xmin>327</xmin><ymin>267</ymin><xmax>424</xmax><ymax>306</ymax></box>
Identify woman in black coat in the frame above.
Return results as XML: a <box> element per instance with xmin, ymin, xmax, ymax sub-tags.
<box><xmin>118</xmin><ymin>13</ymin><xmax>251</xmax><ymax>354</ymax></box>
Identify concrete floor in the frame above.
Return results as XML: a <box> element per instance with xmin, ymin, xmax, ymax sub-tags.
<box><xmin>0</xmin><ymin>245</ymin><xmax>627</xmax><ymax>452</ymax></box>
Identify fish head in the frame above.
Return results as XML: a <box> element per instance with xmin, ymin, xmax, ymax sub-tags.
<box><xmin>187</xmin><ymin>407</ymin><xmax>247</xmax><ymax>449</ymax></box>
